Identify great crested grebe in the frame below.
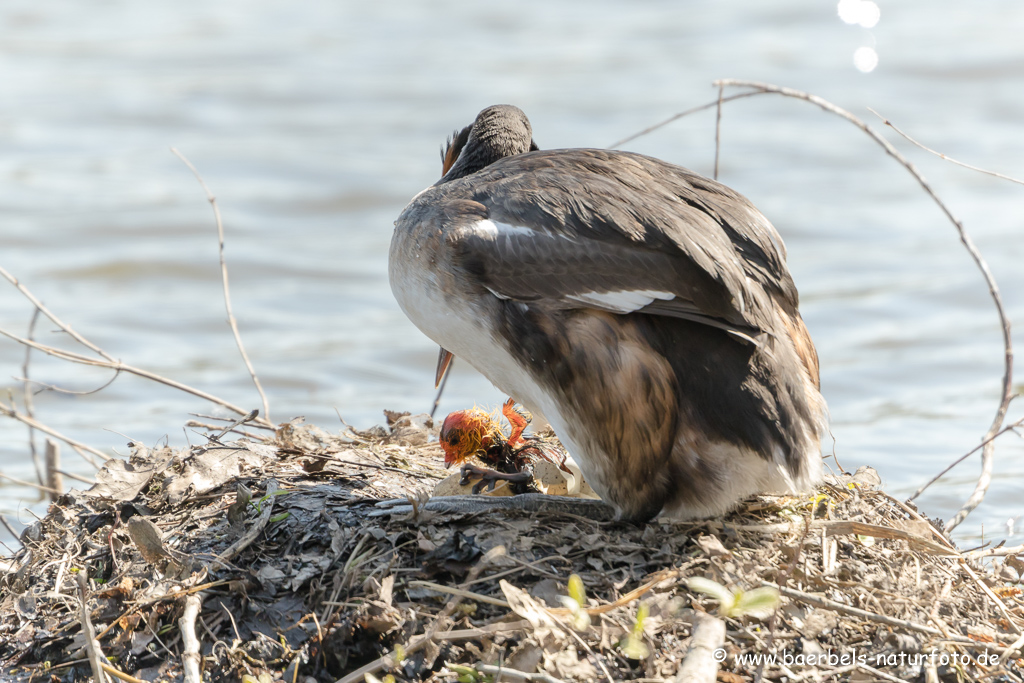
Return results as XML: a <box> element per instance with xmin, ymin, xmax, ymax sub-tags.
<box><xmin>390</xmin><ymin>104</ymin><xmax>826</xmax><ymax>522</ymax></box>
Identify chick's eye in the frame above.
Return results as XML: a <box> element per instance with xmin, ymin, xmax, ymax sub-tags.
<box><xmin>448</xmin><ymin>433</ymin><xmax>460</xmax><ymax>445</ymax></box>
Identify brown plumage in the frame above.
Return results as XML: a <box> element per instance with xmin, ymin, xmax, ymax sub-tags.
<box><xmin>390</xmin><ymin>105</ymin><xmax>827</xmax><ymax>522</ymax></box>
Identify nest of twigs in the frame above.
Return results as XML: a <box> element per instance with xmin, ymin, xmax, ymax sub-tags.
<box><xmin>1</xmin><ymin>413</ymin><xmax>1023</xmax><ymax>683</ymax></box>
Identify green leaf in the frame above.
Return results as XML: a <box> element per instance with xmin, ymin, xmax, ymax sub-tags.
<box><xmin>619</xmin><ymin>633</ymin><xmax>650</xmax><ymax>660</ymax></box>
<box><xmin>568</xmin><ymin>573</ymin><xmax>587</xmax><ymax>607</ymax></box>
<box><xmin>618</xmin><ymin>601</ymin><xmax>651</xmax><ymax>659</ymax></box>
<box><xmin>686</xmin><ymin>576</ymin><xmax>736</xmax><ymax>613</ymax></box>
<box><xmin>448</xmin><ymin>663</ymin><xmax>480</xmax><ymax>681</ymax></box>
<box><xmin>729</xmin><ymin>587</ymin><xmax>780</xmax><ymax>619</ymax></box>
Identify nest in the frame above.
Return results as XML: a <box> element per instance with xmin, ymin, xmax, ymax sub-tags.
<box><xmin>1</xmin><ymin>414</ymin><xmax>1023</xmax><ymax>683</ymax></box>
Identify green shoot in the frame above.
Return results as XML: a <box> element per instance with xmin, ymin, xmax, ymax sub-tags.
<box><xmin>686</xmin><ymin>577</ymin><xmax>780</xmax><ymax>620</ymax></box>
<box><xmin>618</xmin><ymin>601</ymin><xmax>650</xmax><ymax>660</ymax></box>
<box><xmin>558</xmin><ymin>573</ymin><xmax>592</xmax><ymax>631</ymax></box>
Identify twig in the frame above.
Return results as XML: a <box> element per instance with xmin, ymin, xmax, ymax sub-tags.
<box><xmin>672</xmin><ymin>610</ymin><xmax>726</xmax><ymax>683</ymax></box>
<box><xmin>999</xmin><ymin>630</ymin><xmax>1024</xmax><ymax>665</ymax></box>
<box><xmin>548</xmin><ymin>566</ymin><xmax>687</xmax><ymax>618</ymax></box>
<box><xmin>868</xmin><ymin>109</ymin><xmax>1024</xmax><ymax>187</ymax></box>
<box><xmin>713</xmin><ymin>84</ymin><xmax>724</xmax><ymax>180</ymax></box>
<box><xmin>883</xmin><ymin>492</ymin><xmax>1022</xmax><ymax>632</ymax></box>
<box><xmin>0</xmin><ymin>326</ymin><xmax>272</xmax><ymax>427</ymax></box>
<box><xmin>211</xmin><ymin>409</ymin><xmax>260</xmax><ymax>441</ymax></box>
<box><xmin>184</xmin><ymin>420</ymin><xmax>271</xmax><ymax>442</ymax></box>
<box><xmin>171</xmin><ymin>147</ymin><xmax>271</xmax><ymax>423</ymax></box>
<box><xmin>462</xmin><ymin>554</ymin><xmax>570</xmax><ymax>587</ymax></box>
<box><xmin>965</xmin><ymin>543</ymin><xmax>1024</xmax><ymax>559</ymax></box>
<box><xmin>16</xmin><ymin>372</ymin><xmax>121</xmax><ymax>397</ymax></box>
<box><xmin>608</xmin><ymin>90</ymin><xmax>765</xmax><ymax>148</ymax></box>
<box><xmin>100</xmin><ymin>662</ymin><xmax>147</xmax><ymax>683</ymax></box>
<box><xmin>475</xmin><ymin>664</ymin><xmax>564</xmax><ymax>683</ymax></box>
<box><xmin>769</xmin><ymin>583</ymin><xmax>979</xmax><ymax>645</ymax></box>
<box><xmin>21</xmin><ymin>308</ymin><xmax>44</xmax><ymax>487</ymax></box>
<box><xmin>407</xmin><ymin>579</ymin><xmax>510</xmax><ymax>607</ymax></box>
<box><xmin>958</xmin><ymin>560</ymin><xmax>1022</xmax><ymax>634</ymax></box>
<box><xmin>754</xmin><ymin>512</ymin><xmax>813</xmax><ymax>683</ymax></box>
<box><xmin>0</xmin><ymin>265</ymin><xmax>116</xmax><ymax>362</ymax></box>
<box><xmin>77</xmin><ymin>570</ymin><xmax>108</xmax><ymax>683</ymax></box>
<box><xmin>45</xmin><ymin>439</ymin><xmax>63</xmax><ymax>501</ymax></box>
<box><xmin>214</xmin><ymin>479</ymin><xmax>279</xmax><ymax>565</ymax></box>
<box><xmin>0</xmin><ymin>513</ymin><xmax>22</xmax><ymax>541</ymax></box>
<box><xmin>190</xmin><ymin>412</ymin><xmax>277</xmax><ymax>431</ymax></box>
<box><xmin>909</xmin><ymin>416</ymin><xmax>1024</xmax><ymax>503</ymax></box>
<box><xmin>855</xmin><ymin>663</ymin><xmax>912</xmax><ymax>683</ymax></box>
<box><xmin>563</xmin><ymin>625</ymin><xmax>616</xmax><ymax>683</ymax></box>
<box><xmin>57</xmin><ymin>469</ymin><xmax>96</xmax><ymax>485</ymax></box>
<box><xmin>711</xmin><ymin>79</ymin><xmax>1014</xmax><ymax>534</ymax></box>
<box><xmin>0</xmin><ymin>471</ymin><xmax>59</xmax><ymax>495</ymax></box>
<box><xmin>336</xmin><ymin>546</ymin><xmax>506</xmax><ymax>683</ymax></box>
<box><xmin>0</xmin><ymin>397</ymin><xmax>107</xmax><ymax>466</ymax></box>
<box><xmin>179</xmin><ymin>593</ymin><xmax>203</xmax><ymax>683</ymax></box>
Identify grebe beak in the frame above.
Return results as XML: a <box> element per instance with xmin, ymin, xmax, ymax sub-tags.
<box><xmin>435</xmin><ymin>347</ymin><xmax>454</xmax><ymax>387</ymax></box>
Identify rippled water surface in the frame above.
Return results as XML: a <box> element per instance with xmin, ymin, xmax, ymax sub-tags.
<box><xmin>2</xmin><ymin>0</ymin><xmax>1023</xmax><ymax>545</ymax></box>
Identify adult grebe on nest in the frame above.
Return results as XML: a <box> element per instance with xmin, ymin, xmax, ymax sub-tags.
<box><xmin>390</xmin><ymin>105</ymin><xmax>826</xmax><ymax>522</ymax></box>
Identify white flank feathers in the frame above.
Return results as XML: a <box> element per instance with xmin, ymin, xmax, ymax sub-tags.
<box><xmin>569</xmin><ymin>290</ymin><xmax>675</xmax><ymax>314</ymax></box>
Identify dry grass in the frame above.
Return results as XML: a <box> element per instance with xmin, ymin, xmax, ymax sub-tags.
<box><xmin>2</xmin><ymin>418</ymin><xmax>1022</xmax><ymax>682</ymax></box>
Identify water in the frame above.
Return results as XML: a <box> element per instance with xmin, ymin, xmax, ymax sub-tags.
<box><xmin>1</xmin><ymin>0</ymin><xmax>1022</xmax><ymax>547</ymax></box>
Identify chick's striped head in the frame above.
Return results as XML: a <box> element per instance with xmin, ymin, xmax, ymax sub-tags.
<box><xmin>439</xmin><ymin>408</ymin><xmax>503</xmax><ymax>468</ymax></box>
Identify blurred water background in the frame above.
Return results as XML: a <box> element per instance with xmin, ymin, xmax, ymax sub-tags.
<box><xmin>1</xmin><ymin>0</ymin><xmax>1022</xmax><ymax>547</ymax></box>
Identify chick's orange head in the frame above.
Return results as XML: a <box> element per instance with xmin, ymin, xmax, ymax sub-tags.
<box><xmin>439</xmin><ymin>408</ymin><xmax>501</xmax><ymax>468</ymax></box>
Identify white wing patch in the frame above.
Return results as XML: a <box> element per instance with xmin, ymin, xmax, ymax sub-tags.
<box><xmin>569</xmin><ymin>290</ymin><xmax>675</xmax><ymax>313</ymax></box>
<box><xmin>470</xmin><ymin>219</ymin><xmax>538</xmax><ymax>238</ymax></box>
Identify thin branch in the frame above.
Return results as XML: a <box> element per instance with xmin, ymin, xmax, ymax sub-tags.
<box><xmin>475</xmin><ymin>664</ymin><xmax>564</xmax><ymax>683</ymax></box>
<box><xmin>713</xmin><ymin>83</ymin><xmax>724</xmax><ymax>180</ymax></box>
<box><xmin>45</xmin><ymin>439</ymin><xmax>63</xmax><ymax>500</ymax></box>
<box><xmin>0</xmin><ymin>471</ymin><xmax>59</xmax><ymax>495</ymax></box>
<box><xmin>16</xmin><ymin>371</ymin><xmax>122</xmax><ymax>397</ymax></box>
<box><xmin>184</xmin><ymin>420</ymin><xmax>271</xmax><ymax>443</ymax></box>
<box><xmin>710</xmin><ymin>79</ymin><xmax>1014</xmax><ymax>534</ymax></box>
<box><xmin>909</xmin><ymin>415</ymin><xmax>1024</xmax><ymax>502</ymax></box>
<box><xmin>964</xmin><ymin>542</ymin><xmax>1024</xmax><ymax>559</ymax></box>
<box><xmin>407</xmin><ymin>580</ymin><xmax>510</xmax><ymax>607</ymax></box>
<box><xmin>179</xmin><ymin>593</ymin><xmax>203</xmax><ymax>683</ymax></box>
<box><xmin>608</xmin><ymin>90</ymin><xmax>765</xmax><ymax>148</ymax></box>
<box><xmin>171</xmin><ymin>147</ymin><xmax>271</xmax><ymax>423</ymax></box>
<box><xmin>21</xmin><ymin>308</ymin><xmax>44</xmax><ymax>487</ymax></box>
<box><xmin>868</xmin><ymin>108</ymin><xmax>1024</xmax><ymax>187</ymax></box>
<box><xmin>336</xmin><ymin>547</ymin><xmax>506</xmax><ymax>683</ymax></box>
<box><xmin>57</xmin><ymin>468</ymin><xmax>95</xmax><ymax>486</ymax></box>
<box><xmin>214</xmin><ymin>479</ymin><xmax>279</xmax><ymax>566</ymax></box>
<box><xmin>854</xmin><ymin>663</ymin><xmax>911</xmax><ymax>683</ymax></box>
<box><xmin>77</xmin><ymin>570</ymin><xmax>109</xmax><ymax>683</ymax></box>
<box><xmin>189</xmin><ymin>412</ymin><xmax>276</xmax><ymax>431</ymax></box>
<box><xmin>672</xmin><ymin>610</ymin><xmax>725</xmax><ymax>683</ymax></box>
<box><xmin>210</xmin><ymin>409</ymin><xmax>260</xmax><ymax>441</ymax></box>
<box><xmin>99</xmin><ymin>663</ymin><xmax>146</xmax><ymax>683</ymax></box>
<box><xmin>0</xmin><ymin>324</ymin><xmax>272</xmax><ymax>428</ymax></box>
<box><xmin>0</xmin><ymin>397</ymin><xmax>108</xmax><ymax>466</ymax></box>
<box><xmin>0</xmin><ymin>266</ymin><xmax>115</xmax><ymax>362</ymax></box>
<box><xmin>769</xmin><ymin>583</ymin><xmax>978</xmax><ymax>645</ymax></box>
